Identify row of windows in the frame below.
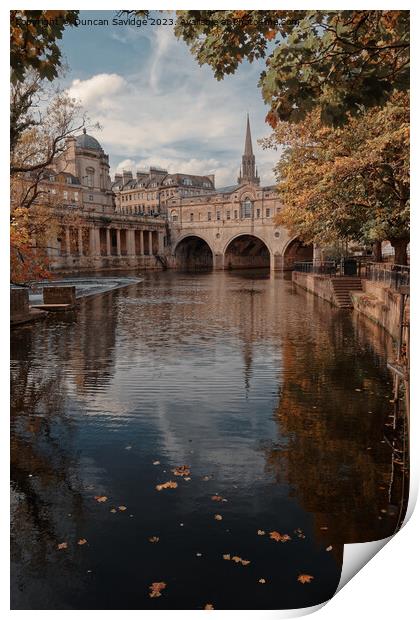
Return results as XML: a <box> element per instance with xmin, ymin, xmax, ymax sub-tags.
<box><xmin>119</xmin><ymin>187</ymin><xmax>208</xmax><ymax>202</ymax></box>
<box><xmin>176</xmin><ymin>206</ymin><xmax>277</xmax><ymax>223</ymax></box>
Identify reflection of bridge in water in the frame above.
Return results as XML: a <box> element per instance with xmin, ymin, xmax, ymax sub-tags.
<box><xmin>166</xmin><ymin>116</ymin><xmax>314</xmax><ymax>272</ymax></box>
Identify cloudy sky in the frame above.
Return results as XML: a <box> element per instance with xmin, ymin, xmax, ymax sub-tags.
<box><xmin>60</xmin><ymin>10</ymin><xmax>278</xmax><ymax>187</ymax></box>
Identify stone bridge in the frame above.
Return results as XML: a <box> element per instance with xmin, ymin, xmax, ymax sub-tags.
<box><xmin>168</xmin><ymin>220</ymin><xmax>313</xmax><ymax>272</ymax></box>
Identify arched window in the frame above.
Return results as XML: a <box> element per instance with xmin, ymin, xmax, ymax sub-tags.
<box><xmin>241</xmin><ymin>198</ymin><xmax>253</xmax><ymax>219</ymax></box>
<box><xmin>171</xmin><ymin>209</ymin><xmax>179</xmax><ymax>222</ymax></box>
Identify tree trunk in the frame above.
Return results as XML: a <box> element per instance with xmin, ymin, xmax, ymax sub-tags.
<box><xmin>372</xmin><ymin>240</ymin><xmax>382</xmax><ymax>262</ymax></box>
<box><xmin>389</xmin><ymin>238</ymin><xmax>409</xmax><ymax>266</ymax></box>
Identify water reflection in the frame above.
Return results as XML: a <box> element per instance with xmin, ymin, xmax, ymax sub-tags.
<box><xmin>10</xmin><ymin>271</ymin><xmax>408</xmax><ymax>610</ymax></box>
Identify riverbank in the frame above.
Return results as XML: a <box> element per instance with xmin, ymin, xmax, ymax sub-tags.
<box><xmin>292</xmin><ymin>271</ymin><xmax>407</xmax><ymax>341</ymax></box>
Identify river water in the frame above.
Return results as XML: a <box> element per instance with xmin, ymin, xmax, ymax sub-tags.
<box><xmin>10</xmin><ymin>270</ymin><xmax>408</xmax><ymax>610</ymax></box>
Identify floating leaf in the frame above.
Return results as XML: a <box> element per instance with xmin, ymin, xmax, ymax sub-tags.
<box><xmin>125</xmin><ymin>446</ymin><xmax>132</xmax><ymax>450</ymax></box>
<box><xmin>269</xmin><ymin>531</ymin><xmax>291</xmax><ymax>543</ymax></box>
<box><xmin>202</xmin><ymin>475</ymin><xmax>211</xmax><ymax>481</ymax></box>
<box><xmin>149</xmin><ymin>582</ymin><xmax>166</xmax><ymax>598</ymax></box>
<box><xmin>230</xmin><ymin>555</ymin><xmax>250</xmax><ymax>566</ymax></box>
<box><xmin>214</xmin><ymin>514</ymin><xmax>223</xmax><ymax>521</ymax></box>
<box><xmin>156</xmin><ymin>481</ymin><xmax>178</xmax><ymax>491</ymax></box>
<box><xmin>223</xmin><ymin>554</ymin><xmax>231</xmax><ymax>560</ymax></box>
<box><xmin>326</xmin><ymin>545</ymin><xmax>333</xmax><ymax>551</ymax></box>
<box><xmin>149</xmin><ymin>536</ymin><xmax>160</xmax><ymax>543</ymax></box>
<box><xmin>211</xmin><ymin>495</ymin><xmax>224</xmax><ymax>502</ymax></box>
<box><xmin>204</xmin><ymin>604</ymin><xmax>214</xmax><ymax>610</ymax></box>
<box><xmin>94</xmin><ymin>496</ymin><xmax>108</xmax><ymax>503</ymax></box>
<box><xmin>77</xmin><ymin>538</ymin><xmax>87</xmax><ymax>546</ymax></box>
<box><xmin>258</xmin><ymin>578</ymin><xmax>266</xmax><ymax>584</ymax></box>
<box><xmin>184</xmin><ymin>477</ymin><xmax>192</xmax><ymax>481</ymax></box>
<box><xmin>320</xmin><ymin>526</ymin><xmax>328</xmax><ymax>531</ymax></box>
<box><xmin>298</xmin><ymin>574</ymin><xmax>314</xmax><ymax>584</ymax></box>
<box><xmin>118</xmin><ymin>506</ymin><xmax>127</xmax><ymax>512</ymax></box>
<box><xmin>172</xmin><ymin>465</ymin><xmax>190</xmax><ymax>477</ymax></box>
<box><xmin>57</xmin><ymin>542</ymin><xmax>68</xmax><ymax>550</ymax></box>
<box><xmin>196</xmin><ymin>552</ymin><xmax>202</xmax><ymax>557</ymax></box>
<box><xmin>110</xmin><ymin>508</ymin><xmax>117</xmax><ymax>514</ymax></box>
<box><xmin>257</xmin><ymin>529</ymin><xmax>266</xmax><ymax>536</ymax></box>
<box><xmin>153</xmin><ymin>461</ymin><xmax>160</xmax><ymax>465</ymax></box>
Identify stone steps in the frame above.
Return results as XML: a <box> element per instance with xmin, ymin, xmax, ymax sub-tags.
<box><xmin>331</xmin><ymin>277</ymin><xmax>363</xmax><ymax>308</ymax></box>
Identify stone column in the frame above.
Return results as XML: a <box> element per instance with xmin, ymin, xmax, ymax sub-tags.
<box><xmin>158</xmin><ymin>231</ymin><xmax>164</xmax><ymax>254</ymax></box>
<box><xmin>106</xmin><ymin>228</ymin><xmax>111</xmax><ymax>256</ymax></box>
<box><xmin>78</xmin><ymin>228</ymin><xmax>84</xmax><ymax>256</ymax></box>
<box><xmin>65</xmin><ymin>227</ymin><xmax>71</xmax><ymax>256</ymax></box>
<box><xmin>139</xmin><ymin>230</ymin><xmax>144</xmax><ymax>255</ymax></box>
<box><xmin>89</xmin><ymin>228</ymin><xmax>98</xmax><ymax>256</ymax></box>
<box><xmin>116</xmin><ymin>229</ymin><xmax>121</xmax><ymax>256</ymax></box>
<box><xmin>127</xmin><ymin>230</ymin><xmax>135</xmax><ymax>255</ymax></box>
<box><xmin>149</xmin><ymin>230</ymin><xmax>153</xmax><ymax>255</ymax></box>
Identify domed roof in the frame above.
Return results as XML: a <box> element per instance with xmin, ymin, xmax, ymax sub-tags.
<box><xmin>76</xmin><ymin>128</ymin><xmax>102</xmax><ymax>151</ymax></box>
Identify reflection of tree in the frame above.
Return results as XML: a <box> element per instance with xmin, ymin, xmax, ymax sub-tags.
<box><xmin>265</xmin><ymin>291</ymin><xmax>408</xmax><ymax>544</ymax></box>
<box><xmin>11</xmin><ymin>326</ymin><xmax>85</xmax><ymax>573</ymax></box>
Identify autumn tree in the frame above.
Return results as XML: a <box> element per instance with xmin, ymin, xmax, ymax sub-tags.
<box><xmin>10</xmin><ymin>10</ymin><xmax>79</xmax><ymax>84</ymax></box>
<box><xmin>172</xmin><ymin>10</ymin><xmax>409</xmax><ymax>126</ymax></box>
<box><xmin>263</xmin><ymin>91</ymin><xmax>409</xmax><ymax>264</ymax></box>
<box><xmin>11</xmin><ymin>72</ymin><xmax>86</xmax><ymax>283</ymax></box>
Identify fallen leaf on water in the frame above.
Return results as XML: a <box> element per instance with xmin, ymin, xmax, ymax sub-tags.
<box><xmin>204</xmin><ymin>604</ymin><xmax>214</xmax><ymax>610</ymax></box>
<box><xmin>153</xmin><ymin>461</ymin><xmax>160</xmax><ymax>465</ymax></box>
<box><xmin>257</xmin><ymin>529</ymin><xmax>266</xmax><ymax>536</ymax></box>
<box><xmin>320</xmin><ymin>526</ymin><xmax>328</xmax><ymax>531</ymax></box>
<box><xmin>149</xmin><ymin>582</ymin><xmax>166</xmax><ymax>598</ymax></box>
<box><xmin>156</xmin><ymin>481</ymin><xmax>178</xmax><ymax>491</ymax></box>
<box><xmin>202</xmin><ymin>475</ymin><xmax>211</xmax><ymax>481</ymax></box>
<box><xmin>184</xmin><ymin>477</ymin><xmax>191</xmax><ymax>482</ymax></box>
<box><xmin>298</xmin><ymin>574</ymin><xmax>314</xmax><ymax>584</ymax></box>
<box><xmin>258</xmin><ymin>578</ymin><xmax>266</xmax><ymax>584</ymax></box>
<box><xmin>110</xmin><ymin>508</ymin><xmax>117</xmax><ymax>513</ymax></box>
<box><xmin>211</xmin><ymin>495</ymin><xmax>224</xmax><ymax>502</ymax></box>
<box><xmin>231</xmin><ymin>555</ymin><xmax>250</xmax><ymax>566</ymax></box>
<box><xmin>94</xmin><ymin>496</ymin><xmax>108</xmax><ymax>503</ymax></box>
<box><xmin>57</xmin><ymin>542</ymin><xmax>68</xmax><ymax>550</ymax></box>
<box><xmin>196</xmin><ymin>552</ymin><xmax>202</xmax><ymax>557</ymax></box>
<box><xmin>355</xmin><ymin>388</ymin><xmax>362</xmax><ymax>392</ymax></box>
<box><xmin>269</xmin><ymin>531</ymin><xmax>291</xmax><ymax>543</ymax></box>
<box><xmin>294</xmin><ymin>528</ymin><xmax>306</xmax><ymax>539</ymax></box>
<box><xmin>172</xmin><ymin>465</ymin><xmax>190</xmax><ymax>477</ymax></box>
<box><xmin>125</xmin><ymin>446</ymin><xmax>132</xmax><ymax>450</ymax></box>
<box><xmin>326</xmin><ymin>545</ymin><xmax>333</xmax><ymax>551</ymax></box>
<box><xmin>223</xmin><ymin>554</ymin><xmax>231</xmax><ymax>561</ymax></box>
<box><xmin>149</xmin><ymin>536</ymin><xmax>160</xmax><ymax>543</ymax></box>
<box><xmin>118</xmin><ymin>506</ymin><xmax>127</xmax><ymax>512</ymax></box>
<box><xmin>214</xmin><ymin>514</ymin><xmax>223</xmax><ymax>521</ymax></box>
<box><xmin>77</xmin><ymin>538</ymin><xmax>87</xmax><ymax>546</ymax></box>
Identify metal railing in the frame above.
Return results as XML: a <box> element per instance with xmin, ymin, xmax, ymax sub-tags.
<box><xmin>294</xmin><ymin>260</ymin><xmax>336</xmax><ymax>275</ymax></box>
<box><xmin>366</xmin><ymin>263</ymin><xmax>410</xmax><ymax>290</ymax></box>
<box><xmin>294</xmin><ymin>260</ymin><xmax>409</xmax><ymax>291</ymax></box>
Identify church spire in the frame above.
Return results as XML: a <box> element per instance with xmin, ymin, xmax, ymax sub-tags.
<box><xmin>238</xmin><ymin>114</ymin><xmax>260</xmax><ymax>185</ymax></box>
<box><xmin>244</xmin><ymin>113</ymin><xmax>253</xmax><ymax>156</ymax></box>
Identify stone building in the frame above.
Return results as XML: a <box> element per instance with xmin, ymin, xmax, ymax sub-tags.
<box><xmin>23</xmin><ymin>116</ymin><xmax>312</xmax><ymax>274</ymax></box>
<box><xmin>44</xmin><ymin>130</ymin><xmax>167</xmax><ymax>271</ymax></box>
<box><xmin>112</xmin><ymin>167</ymin><xmax>215</xmax><ymax>217</ymax></box>
<box><xmin>167</xmin><ymin>115</ymin><xmax>312</xmax><ymax>271</ymax></box>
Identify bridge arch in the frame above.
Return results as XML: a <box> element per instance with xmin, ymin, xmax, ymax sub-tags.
<box><xmin>224</xmin><ymin>233</ymin><xmax>271</xmax><ymax>270</ymax></box>
<box><xmin>173</xmin><ymin>234</ymin><xmax>214</xmax><ymax>271</ymax></box>
<box><xmin>282</xmin><ymin>236</ymin><xmax>313</xmax><ymax>270</ymax></box>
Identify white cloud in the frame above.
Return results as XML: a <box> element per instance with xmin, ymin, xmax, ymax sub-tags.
<box><xmin>63</xmin><ymin>30</ymin><xmax>278</xmax><ymax>188</ymax></box>
<box><xmin>67</xmin><ymin>73</ymin><xmax>126</xmax><ymax>107</ymax></box>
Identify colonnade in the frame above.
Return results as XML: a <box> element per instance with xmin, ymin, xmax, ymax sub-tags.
<box><xmin>60</xmin><ymin>226</ymin><xmax>164</xmax><ymax>258</ymax></box>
